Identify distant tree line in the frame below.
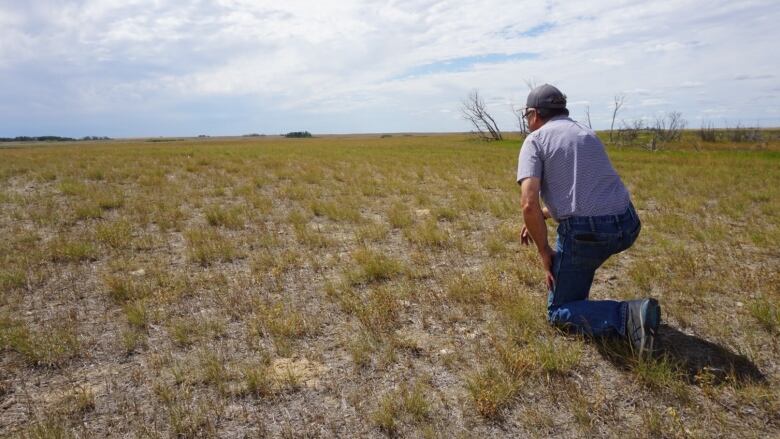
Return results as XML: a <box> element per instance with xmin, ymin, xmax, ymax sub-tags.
<box><xmin>285</xmin><ymin>131</ymin><xmax>312</xmax><ymax>138</ymax></box>
<box><xmin>0</xmin><ymin>136</ymin><xmax>111</xmax><ymax>142</ymax></box>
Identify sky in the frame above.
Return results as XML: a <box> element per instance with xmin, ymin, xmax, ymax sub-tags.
<box><xmin>1</xmin><ymin>0</ymin><xmax>778</xmax><ymax>137</ymax></box>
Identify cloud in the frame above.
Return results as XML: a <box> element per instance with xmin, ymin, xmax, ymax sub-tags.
<box><xmin>0</xmin><ymin>0</ymin><xmax>779</xmax><ymax>136</ymax></box>
<box><xmin>734</xmin><ymin>74</ymin><xmax>774</xmax><ymax>81</ymax></box>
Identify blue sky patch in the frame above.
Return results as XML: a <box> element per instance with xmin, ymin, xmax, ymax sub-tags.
<box><xmin>396</xmin><ymin>52</ymin><xmax>539</xmax><ymax>79</ymax></box>
<box><xmin>520</xmin><ymin>22</ymin><xmax>555</xmax><ymax>37</ymax></box>
<box><xmin>497</xmin><ymin>21</ymin><xmax>555</xmax><ymax>39</ymax></box>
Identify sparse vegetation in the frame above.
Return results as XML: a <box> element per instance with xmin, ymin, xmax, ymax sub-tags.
<box><xmin>1</xmin><ymin>133</ymin><xmax>778</xmax><ymax>437</ymax></box>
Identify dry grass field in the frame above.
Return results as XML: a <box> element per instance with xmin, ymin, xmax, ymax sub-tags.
<box><xmin>1</xmin><ymin>133</ymin><xmax>779</xmax><ymax>438</ymax></box>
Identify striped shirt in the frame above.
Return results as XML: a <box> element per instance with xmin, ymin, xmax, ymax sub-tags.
<box><xmin>517</xmin><ymin>116</ymin><xmax>630</xmax><ymax>221</ymax></box>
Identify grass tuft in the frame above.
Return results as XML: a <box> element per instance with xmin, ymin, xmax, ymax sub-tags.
<box><xmin>749</xmin><ymin>298</ymin><xmax>778</xmax><ymax>333</ymax></box>
<box><xmin>387</xmin><ymin>202</ymin><xmax>413</xmax><ymax>228</ymax></box>
<box><xmin>204</xmin><ymin>205</ymin><xmax>245</xmax><ymax>229</ymax></box>
<box><xmin>49</xmin><ymin>237</ymin><xmax>97</xmax><ymax>262</ymax></box>
<box><xmin>96</xmin><ymin>219</ymin><xmax>133</xmax><ymax>249</ymax></box>
<box><xmin>185</xmin><ymin>227</ymin><xmax>239</xmax><ymax>265</ymax></box>
<box><xmin>371</xmin><ymin>381</ymin><xmax>432</xmax><ymax>433</ymax></box>
<box><xmin>404</xmin><ymin>219</ymin><xmax>449</xmax><ymax>248</ymax></box>
<box><xmin>466</xmin><ymin>366</ymin><xmax>518</xmax><ymax>420</ymax></box>
<box><xmin>1</xmin><ymin>316</ymin><xmax>81</xmax><ymax>367</ymax></box>
<box><xmin>446</xmin><ymin>272</ymin><xmax>491</xmax><ymax>305</ymax></box>
<box><xmin>348</xmin><ymin>247</ymin><xmax>404</xmax><ymax>284</ymax></box>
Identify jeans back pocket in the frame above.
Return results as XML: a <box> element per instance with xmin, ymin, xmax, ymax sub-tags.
<box><xmin>571</xmin><ymin>231</ymin><xmax>621</xmax><ymax>269</ymax></box>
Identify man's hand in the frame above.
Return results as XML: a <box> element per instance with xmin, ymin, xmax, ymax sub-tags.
<box><xmin>520</xmin><ymin>177</ymin><xmax>555</xmax><ymax>290</ymax></box>
<box><xmin>520</xmin><ymin>206</ymin><xmax>551</xmax><ymax>246</ymax></box>
<box><xmin>520</xmin><ymin>225</ymin><xmax>532</xmax><ymax>245</ymax></box>
<box><xmin>520</xmin><ymin>228</ymin><xmax>556</xmax><ymax>289</ymax></box>
<box><xmin>539</xmin><ymin>245</ymin><xmax>555</xmax><ymax>290</ymax></box>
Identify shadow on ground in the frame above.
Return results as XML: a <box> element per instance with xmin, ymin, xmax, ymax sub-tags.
<box><xmin>596</xmin><ymin>324</ymin><xmax>766</xmax><ymax>385</ymax></box>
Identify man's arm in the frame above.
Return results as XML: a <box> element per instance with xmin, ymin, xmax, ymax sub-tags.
<box><xmin>520</xmin><ymin>177</ymin><xmax>555</xmax><ymax>290</ymax></box>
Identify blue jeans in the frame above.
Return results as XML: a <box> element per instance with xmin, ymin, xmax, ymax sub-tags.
<box><xmin>547</xmin><ymin>203</ymin><xmax>641</xmax><ymax>337</ymax></box>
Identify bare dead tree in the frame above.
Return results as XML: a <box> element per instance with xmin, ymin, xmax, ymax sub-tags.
<box><xmin>699</xmin><ymin>121</ymin><xmax>717</xmax><ymax>142</ymax></box>
<box><xmin>653</xmin><ymin>111</ymin><xmax>686</xmax><ymax>142</ymax></box>
<box><xmin>523</xmin><ymin>78</ymin><xmax>540</xmax><ymax>91</ymax></box>
<box><xmin>646</xmin><ymin>111</ymin><xmax>687</xmax><ymax>151</ymax></box>
<box><xmin>461</xmin><ymin>90</ymin><xmax>503</xmax><ymax>141</ymax></box>
<box><xmin>584</xmin><ymin>105</ymin><xmax>592</xmax><ymax>129</ymax></box>
<box><xmin>664</xmin><ymin>111</ymin><xmax>686</xmax><ymax>141</ymax></box>
<box><xmin>511</xmin><ymin>103</ymin><xmax>529</xmax><ymax>134</ymax></box>
<box><xmin>508</xmin><ymin>79</ymin><xmax>542</xmax><ymax>135</ymax></box>
<box><xmin>609</xmin><ymin>94</ymin><xmax>625</xmax><ymax>143</ymax></box>
<box><xmin>616</xmin><ymin>119</ymin><xmax>644</xmax><ymax>146</ymax></box>
<box><xmin>726</xmin><ymin>121</ymin><xmax>762</xmax><ymax>142</ymax></box>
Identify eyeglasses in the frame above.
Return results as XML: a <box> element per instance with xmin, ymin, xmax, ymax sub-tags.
<box><xmin>522</xmin><ymin>108</ymin><xmax>536</xmax><ymax>120</ymax></box>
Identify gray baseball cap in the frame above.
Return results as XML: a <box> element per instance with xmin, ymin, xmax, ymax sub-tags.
<box><xmin>526</xmin><ymin>84</ymin><xmax>567</xmax><ymax>109</ymax></box>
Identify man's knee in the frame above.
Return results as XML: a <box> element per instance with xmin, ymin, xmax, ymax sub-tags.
<box><xmin>547</xmin><ymin>305</ymin><xmax>568</xmax><ymax>325</ymax></box>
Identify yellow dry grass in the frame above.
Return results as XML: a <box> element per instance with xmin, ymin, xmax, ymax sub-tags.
<box><xmin>1</xmin><ymin>132</ymin><xmax>779</xmax><ymax>437</ymax></box>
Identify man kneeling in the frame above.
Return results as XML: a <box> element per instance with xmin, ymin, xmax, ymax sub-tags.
<box><xmin>517</xmin><ymin>84</ymin><xmax>661</xmax><ymax>356</ymax></box>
